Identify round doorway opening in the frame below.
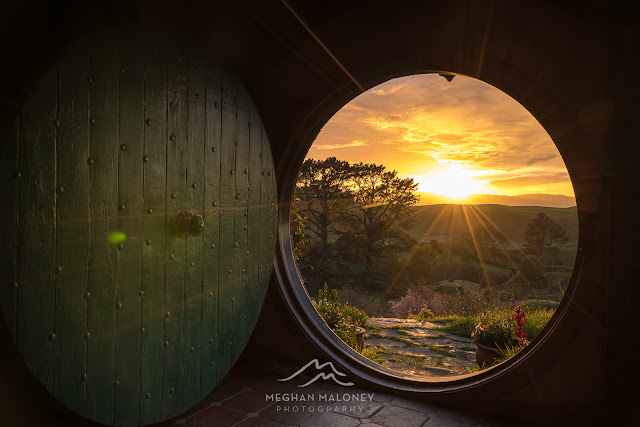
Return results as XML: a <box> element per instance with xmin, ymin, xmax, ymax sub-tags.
<box><xmin>290</xmin><ymin>73</ymin><xmax>578</xmax><ymax>379</ymax></box>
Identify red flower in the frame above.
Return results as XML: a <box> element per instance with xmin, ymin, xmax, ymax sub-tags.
<box><xmin>513</xmin><ymin>303</ymin><xmax>528</xmax><ymax>348</ymax></box>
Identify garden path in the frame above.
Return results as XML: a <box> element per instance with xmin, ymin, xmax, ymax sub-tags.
<box><xmin>365</xmin><ymin>318</ymin><xmax>476</xmax><ymax>377</ymax></box>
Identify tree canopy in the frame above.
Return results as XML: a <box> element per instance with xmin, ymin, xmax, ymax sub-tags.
<box><xmin>338</xmin><ymin>162</ymin><xmax>419</xmax><ymax>281</ymax></box>
<box><xmin>294</xmin><ymin>158</ymin><xmax>419</xmax><ymax>289</ymax></box>
<box><xmin>523</xmin><ymin>212</ymin><xmax>569</xmax><ymax>264</ymax></box>
<box><xmin>295</xmin><ymin>157</ymin><xmax>353</xmax><ymax>282</ymax></box>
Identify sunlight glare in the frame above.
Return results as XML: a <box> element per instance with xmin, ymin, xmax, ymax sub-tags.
<box><xmin>418</xmin><ymin>165</ymin><xmax>485</xmax><ymax>201</ymax></box>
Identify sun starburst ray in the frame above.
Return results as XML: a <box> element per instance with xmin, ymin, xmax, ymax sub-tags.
<box><xmin>461</xmin><ymin>205</ymin><xmax>491</xmax><ymax>287</ymax></box>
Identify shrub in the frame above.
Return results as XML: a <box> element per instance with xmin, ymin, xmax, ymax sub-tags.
<box><xmin>391</xmin><ymin>282</ymin><xmax>512</xmax><ymax>320</ymax></box>
<box><xmin>313</xmin><ymin>283</ymin><xmax>367</xmax><ymax>349</ymax></box>
<box><xmin>411</xmin><ymin>307</ymin><xmax>434</xmax><ymax>321</ymax></box>
<box><xmin>389</xmin><ymin>285</ymin><xmax>451</xmax><ymax>318</ymax></box>
<box><xmin>426</xmin><ymin>294</ymin><xmax>447</xmax><ymax>316</ymax></box>
<box><xmin>389</xmin><ymin>288</ymin><xmax>423</xmax><ymax>318</ymax></box>
<box><xmin>338</xmin><ymin>286</ymin><xmax>389</xmax><ymax>317</ymax></box>
<box><xmin>519</xmin><ymin>254</ymin><xmax>550</xmax><ymax>288</ymax></box>
<box><xmin>389</xmin><ymin>285</ymin><xmax>449</xmax><ymax>318</ymax></box>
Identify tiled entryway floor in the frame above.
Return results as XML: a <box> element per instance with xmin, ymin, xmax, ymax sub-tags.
<box><xmin>153</xmin><ymin>361</ymin><xmax>506</xmax><ymax>427</ymax></box>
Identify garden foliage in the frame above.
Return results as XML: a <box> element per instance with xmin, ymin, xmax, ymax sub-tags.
<box><xmin>313</xmin><ymin>283</ymin><xmax>367</xmax><ymax>349</ymax></box>
<box><xmin>471</xmin><ymin>311</ymin><xmax>514</xmax><ymax>348</ymax></box>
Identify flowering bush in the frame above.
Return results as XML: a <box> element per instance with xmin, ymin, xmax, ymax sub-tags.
<box><xmin>390</xmin><ymin>283</ymin><xmax>511</xmax><ymax>320</ymax></box>
<box><xmin>427</xmin><ymin>294</ymin><xmax>447</xmax><ymax>316</ymax></box>
<box><xmin>389</xmin><ymin>286</ymin><xmax>447</xmax><ymax>318</ymax></box>
<box><xmin>471</xmin><ymin>310</ymin><xmax>514</xmax><ymax>348</ymax></box>
<box><xmin>313</xmin><ymin>283</ymin><xmax>367</xmax><ymax>349</ymax></box>
<box><xmin>471</xmin><ymin>304</ymin><xmax>530</xmax><ymax>352</ymax></box>
<box><xmin>389</xmin><ymin>288</ymin><xmax>423</xmax><ymax>318</ymax></box>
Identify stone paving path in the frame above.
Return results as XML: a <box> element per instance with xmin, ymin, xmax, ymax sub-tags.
<box><xmin>364</xmin><ymin>318</ymin><xmax>476</xmax><ymax>377</ymax></box>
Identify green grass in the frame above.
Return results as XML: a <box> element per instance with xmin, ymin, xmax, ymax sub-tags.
<box><xmin>433</xmin><ymin>279</ymin><xmax>481</xmax><ymax>295</ymax></box>
<box><xmin>404</xmin><ymin>355</ymin><xmax>427</xmax><ymax>364</ymax></box>
<box><xmin>410</xmin><ymin>332</ymin><xmax>447</xmax><ymax>339</ymax></box>
<box><xmin>367</xmin><ymin>325</ymin><xmax>382</xmax><ymax>333</ymax></box>
<box><xmin>431</xmin><ymin>307</ymin><xmax>554</xmax><ymax>341</ymax></box>
<box><xmin>465</xmin><ymin>361</ymin><xmax>484</xmax><ymax>373</ymax></box>
<box><xmin>522</xmin><ymin>308</ymin><xmax>554</xmax><ymax>339</ymax></box>
<box><xmin>426</xmin><ymin>254</ymin><xmax>512</xmax><ymax>285</ymax></box>
<box><xmin>409</xmin><ymin>205</ymin><xmax>578</xmax><ymax>248</ymax></box>
<box><xmin>385</xmin><ymin>335</ymin><xmax>420</xmax><ymax>347</ymax></box>
<box><xmin>359</xmin><ymin>345</ymin><xmax>386</xmax><ymax>365</ymax></box>
<box><xmin>521</xmin><ymin>299</ymin><xmax>560</xmax><ymax>310</ymax></box>
<box><xmin>425</xmin><ymin>344</ymin><xmax>462</xmax><ymax>359</ymax></box>
<box><xmin>495</xmin><ymin>344</ymin><xmax>520</xmax><ymax>361</ymax></box>
<box><xmin>378</xmin><ymin>326</ymin><xmax>449</xmax><ymax>340</ymax></box>
<box><xmin>460</xmin><ymin>345</ymin><xmax>475</xmax><ymax>351</ymax></box>
<box><xmin>431</xmin><ymin>314</ymin><xmax>478</xmax><ymax>337</ymax></box>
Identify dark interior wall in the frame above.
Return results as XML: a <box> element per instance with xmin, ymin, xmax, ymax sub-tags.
<box><xmin>0</xmin><ymin>0</ymin><xmax>638</xmax><ymax>425</ymax></box>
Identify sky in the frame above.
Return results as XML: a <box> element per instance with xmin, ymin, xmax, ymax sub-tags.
<box><xmin>306</xmin><ymin>74</ymin><xmax>575</xmax><ymax>204</ymax></box>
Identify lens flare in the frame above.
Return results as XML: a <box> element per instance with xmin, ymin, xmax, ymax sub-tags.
<box><xmin>108</xmin><ymin>231</ymin><xmax>127</xmax><ymax>245</ymax></box>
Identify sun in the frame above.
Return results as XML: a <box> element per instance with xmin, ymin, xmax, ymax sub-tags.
<box><xmin>418</xmin><ymin>165</ymin><xmax>484</xmax><ymax>201</ymax></box>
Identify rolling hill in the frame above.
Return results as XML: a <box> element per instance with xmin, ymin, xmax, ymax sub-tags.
<box><xmin>409</xmin><ymin>204</ymin><xmax>579</xmax><ymax>247</ymax></box>
<box><xmin>416</xmin><ymin>192</ymin><xmax>577</xmax><ymax>208</ymax></box>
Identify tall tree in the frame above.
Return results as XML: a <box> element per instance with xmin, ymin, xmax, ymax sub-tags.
<box><xmin>338</xmin><ymin>162</ymin><xmax>419</xmax><ymax>284</ymax></box>
<box><xmin>475</xmin><ymin>225</ymin><xmax>509</xmax><ymax>255</ymax></box>
<box><xmin>295</xmin><ymin>157</ymin><xmax>353</xmax><ymax>282</ymax></box>
<box><xmin>523</xmin><ymin>212</ymin><xmax>569</xmax><ymax>264</ymax></box>
<box><xmin>397</xmin><ymin>239</ymin><xmax>442</xmax><ymax>283</ymax></box>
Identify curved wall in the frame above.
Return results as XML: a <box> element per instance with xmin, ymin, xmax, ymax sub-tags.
<box><xmin>0</xmin><ymin>1</ymin><xmax>637</xmax><ymax>425</ymax></box>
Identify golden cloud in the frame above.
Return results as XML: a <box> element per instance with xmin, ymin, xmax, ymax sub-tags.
<box><xmin>314</xmin><ymin>139</ymin><xmax>368</xmax><ymax>150</ymax></box>
<box><xmin>307</xmin><ymin>74</ymin><xmax>574</xmax><ymax>197</ymax></box>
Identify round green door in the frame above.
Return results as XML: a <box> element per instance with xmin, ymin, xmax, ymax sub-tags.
<box><xmin>0</xmin><ymin>30</ymin><xmax>277</xmax><ymax>426</ymax></box>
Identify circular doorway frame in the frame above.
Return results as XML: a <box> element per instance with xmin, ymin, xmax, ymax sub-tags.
<box><xmin>270</xmin><ymin>70</ymin><xmax>584</xmax><ymax>394</ymax></box>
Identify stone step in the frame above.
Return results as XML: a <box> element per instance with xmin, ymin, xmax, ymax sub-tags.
<box><xmin>362</xmin><ymin>317</ymin><xmax>478</xmax><ymax>376</ymax></box>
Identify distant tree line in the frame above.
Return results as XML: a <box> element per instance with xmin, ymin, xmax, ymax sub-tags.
<box><xmin>293</xmin><ymin>157</ymin><xmax>570</xmax><ymax>295</ymax></box>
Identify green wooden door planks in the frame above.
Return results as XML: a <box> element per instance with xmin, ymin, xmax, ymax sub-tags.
<box><xmin>0</xmin><ymin>29</ymin><xmax>277</xmax><ymax>426</ymax></box>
